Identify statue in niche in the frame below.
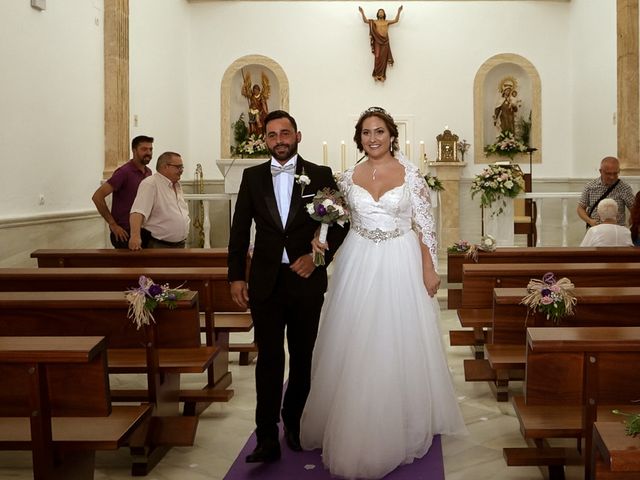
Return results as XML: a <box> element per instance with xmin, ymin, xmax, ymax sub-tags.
<box><xmin>241</xmin><ymin>70</ymin><xmax>271</xmax><ymax>137</ymax></box>
<box><xmin>358</xmin><ymin>5</ymin><xmax>403</xmax><ymax>82</ymax></box>
<box><xmin>493</xmin><ymin>76</ymin><xmax>521</xmax><ymax>135</ymax></box>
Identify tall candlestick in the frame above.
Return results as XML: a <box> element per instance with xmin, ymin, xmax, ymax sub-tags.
<box><xmin>419</xmin><ymin>141</ymin><xmax>425</xmax><ymax>173</ymax></box>
<box><xmin>322</xmin><ymin>141</ymin><xmax>328</xmax><ymax>166</ymax></box>
<box><xmin>340</xmin><ymin>141</ymin><xmax>346</xmax><ymax>172</ymax></box>
<box><xmin>405</xmin><ymin>140</ymin><xmax>411</xmax><ymax>160</ymax></box>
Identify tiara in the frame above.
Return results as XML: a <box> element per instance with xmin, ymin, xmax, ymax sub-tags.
<box><xmin>360</xmin><ymin>106</ymin><xmax>388</xmax><ymax>116</ymax></box>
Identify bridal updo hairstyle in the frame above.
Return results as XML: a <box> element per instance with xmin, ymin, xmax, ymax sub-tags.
<box><xmin>354</xmin><ymin>106</ymin><xmax>399</xmax><ymax>154</ymax></box>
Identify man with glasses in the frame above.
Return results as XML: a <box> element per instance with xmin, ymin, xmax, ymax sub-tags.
<box><xmin>128</xmin><ymin>151</ymin><xmax>190</xmax><ymax>249</ymax></box>
<box><xmin>577</xmin><ymin>156</ymin><xmax>635</xmax><ymax>228</ymax></box>
<box><xmin>92</xmin><ymin>135</ymin><xmax>153</xmax><ymax>248</ymax></box>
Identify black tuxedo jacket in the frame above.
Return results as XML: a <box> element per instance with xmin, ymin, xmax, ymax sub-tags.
<box><xmin>228</xmin><ymin>157</ymin><xmax>347</xmax><ymax>303</ymax></box>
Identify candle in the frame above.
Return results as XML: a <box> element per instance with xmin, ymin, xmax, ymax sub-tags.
<box><xmin>322</xmin><ymin>141</ymin><xmax>328</xmax><ymax>166</ymax></box>
<box><xmin>419</xmin><ymin>141</ymin><xmax>425</xmax><ymax>172</ymax></box>
<box><xmin>405</xmin><ymin>140</ymin><xmax>411</xmax><ymax>160</ymax></box>
<box><xmin>444</xmin><ymin>125</ymin><xmax>449</xmax><ymax>131</ymax></box>
<box><xmin>340</xmin><ymin>141</ymin><xmax>346</xmax><ymax>172</ymax></box>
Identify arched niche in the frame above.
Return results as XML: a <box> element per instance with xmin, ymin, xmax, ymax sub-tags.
<box><xmin>473</xmin><ymin>53</ymin><xmax>541</xmax><ymax>164</ymax></box>
<box><xmin>220</xmin><ymin>55</ymin><xmax>289</xmax><ymax>158</ymax></box>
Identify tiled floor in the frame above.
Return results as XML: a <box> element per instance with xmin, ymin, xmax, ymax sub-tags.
<box><xmin>0</xmin><ymin>304</ymin><xmax>587</xmax><ymax>480</ymax></box>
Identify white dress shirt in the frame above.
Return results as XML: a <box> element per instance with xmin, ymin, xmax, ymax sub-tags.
<box><xmin>130</xmin><ymin>172</ymin><xmax>190</xmax><ymax>242</ymax></box>
<box><xmin>272</xmin><ymin>155</ymin><xmax>297</xmax><ymax>263</ymax></box>
<box><xmin>580</xmin><ymin>222</ymin><xmax>633</xmax><ymax>247</ymax></box>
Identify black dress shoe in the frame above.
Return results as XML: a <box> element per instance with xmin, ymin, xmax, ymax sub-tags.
<box><xmin>283</xmin><ymin>427</ymin><xmax>302</xmax><ymax>452</ymax></box>
<box><xmin>245</xmin><ymin>441</ymin><xmax>281</xmax><ymax>463</ymax></box>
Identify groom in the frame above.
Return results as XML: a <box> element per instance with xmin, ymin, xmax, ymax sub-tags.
<box><xmin>228</xmin><ymin>110</ymin><xmax>347</xmax><ymax>463</ymax></box>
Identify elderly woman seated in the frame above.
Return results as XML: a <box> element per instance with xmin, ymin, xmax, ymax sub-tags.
<box><xmin>580</xmin><ymin>198</ymin><xmax>633</xmax><ymax>247</ymax></box>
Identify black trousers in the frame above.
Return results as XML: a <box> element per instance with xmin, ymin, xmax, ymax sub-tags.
<box><xmin>249</xmin><ymin>264</ymin><xmax>324</xmax><ymax>442</ymax></box>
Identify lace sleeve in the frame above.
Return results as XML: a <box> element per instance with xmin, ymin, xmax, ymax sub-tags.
<box><xmin>403</xmin><ymin>158</ymin><xmax>438</xmax><ymax>271</ymax></box>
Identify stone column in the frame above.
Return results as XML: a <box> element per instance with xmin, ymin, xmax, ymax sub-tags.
<box><xmin>617</xmin><ymin>0</ymin><xmax>640</xmax><ymax>174</ymax></box>
<box><xmin>426</xmin><ymin>161</ymin><xmax>467</xmax><ymax>257</ymax></box>
<box><xmin>103</xmin><ymin>0</ymin><xmax>129</xmax><ymax>178</ymax></box>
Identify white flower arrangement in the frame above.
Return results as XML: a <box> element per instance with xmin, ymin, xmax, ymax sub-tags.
<box><xmin>470</xmin><ymin>163</ymin><xmax>525</xmax><ymax>216</ymax></box>
<box><xmin>295</xmin><ymin>169</ymin><xmax>311</xmax><ymax>195</ymax></box>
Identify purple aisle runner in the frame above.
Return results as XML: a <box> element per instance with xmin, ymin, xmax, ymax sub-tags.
<box><xmin>224</xmin><ymin>430</ymin><xmax>444</xmax><ymax>480</ymax></box>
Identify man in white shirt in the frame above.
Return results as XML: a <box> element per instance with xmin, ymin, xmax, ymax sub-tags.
<box><xmin>580</xmin><ymin>198</ymin><xmax>633</xmax><ymax>247</ymax></box>
<box><xmin>128</xmin><ymin>151</ymin><xmax>190</xmax><ymax>250</ymax></box>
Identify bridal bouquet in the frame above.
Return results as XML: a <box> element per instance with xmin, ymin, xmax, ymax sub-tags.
<box><xmin>125</xmin><ymin>275</ymin><xmax>187</xmax><ymax>329</ymax></box>
<box><xmin>306</xmin><ymin>188</ymin><xmax>349</xmax><ymax>266</ymax></box>
<box><xmin>520</xmin><ymin>272</ymin><xmax>577</xmax><ymax>324</ymax></box>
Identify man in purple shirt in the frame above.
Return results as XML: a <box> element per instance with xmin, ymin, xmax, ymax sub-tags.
<box><xmin>92</xmin><ymin>135</ymin><xmax>154</xmax><ymax>248</ymax></box>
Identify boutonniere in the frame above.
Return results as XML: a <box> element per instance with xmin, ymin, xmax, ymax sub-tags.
<box><xmin>295</xmin><ymin>168</ymin><xmax>311</xmax><ymax>196</ymax></box>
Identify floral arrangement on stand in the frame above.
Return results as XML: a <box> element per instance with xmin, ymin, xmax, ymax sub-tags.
<box><xmin>125</xmin><ymin>276</ymin><xmax>187</xmax><ymax>329</ymax></box>
<box><xmin>612</xmin><ymin>407</ymin><xmax>640</xmax><ymax>436</ymax></box>
<box><xmin>457</xmin><ymin>139</ymin><xmax>470</xmax><ymax>162</ymax></box>
<box><xmin>306</xmin><ymin>188</ymin><xmax>350</xmax><ymax>266</ymax></box>
<box><xmin>484</xmin><ymin>131</ymin><xmax>529</xmax><ymax>160</ymax></box>
<box><xmin>424</xmin><ymin>173</ymin><xmax>444</xmax><ymax>192</ymax></box>
<box><xmin>520</xmin><ymin>272</ymin><xmax>577</xmax><ymax>325</ymax></box>
<box><xmin>231</xmin><ymin>114</ymin><xmax>269</xmax><ymax>158</ymax></box>
<box><xmin>470</xmin><ymin>163</ymin><xmax>525</xmax><ymax>216</ymax></box>
<box><xmin>447</xmin><ymin>235</ymin><xmax>496</xmax><ymax>262</ymax></box>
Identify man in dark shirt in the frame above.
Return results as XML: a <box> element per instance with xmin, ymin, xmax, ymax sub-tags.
<box><xmin>92</xmin><ymin>135</ymin><xmax>153</xmax><ymax>248</ymax></box>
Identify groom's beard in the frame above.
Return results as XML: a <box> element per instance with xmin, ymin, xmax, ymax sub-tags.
<box><xmin>269</xmin><ymin>141</ymin><xmax>299</xmax><ymax>163</ymax></box>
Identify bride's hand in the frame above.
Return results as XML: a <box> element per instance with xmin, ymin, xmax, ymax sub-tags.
<box><xmin>423</xmin><ymin>270</ymin><xmax>440</xmax><ymax>298</ymax></box>
<box><xmin>311</xmin><ymin>236</ymin><xmax>329</xmax><ymax>256</ymax></box>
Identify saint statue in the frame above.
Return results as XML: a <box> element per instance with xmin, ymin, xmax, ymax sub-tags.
<box><xmin>493</xmin><ymin>77</ymin><xmax>521</xmax><ymax>135</ymax></box>
<box><xmin>241</xmin><ymin>70</ymin><xmax>271</xmax><ymax>137</ymax></box>
<box><xmin>359</xmin><ymin>5</ymin><xmax>403</xmax><ymax>82</ymax></box>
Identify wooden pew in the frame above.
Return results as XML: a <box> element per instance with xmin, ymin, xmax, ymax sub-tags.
<box><xmin>478</xmin><ymin>287</ymin><xmax>640</xmax><ymax>401</ymax></box>
<box><xmin>0</xmin><ymin>291</ymin><xmax>218</xmax><ymax>475</ymax></box>
<box><xmin>0</xmin><ymin>336</ymin><xmax>151</xmax><ymax>480</ymax></box>
<box><xmin>449</xmin><ymin>248</ymin><xmax>640</xmax><ymax>359</ymax></box>
<box><xmin>462</xmin><ymin>263</ymin><xmax>640</xmax><ymax>310</ymax></box>
<box><xmin>0</xmin><ymin>266</ymin><xmax>236</xmax><ymax>391</ymax></box>
<box><xmin>447</xmin><ymin>247</ymin><xmax>640</xmax><ymax>309</ymax></box>
<box><xmin>591</xmin><ymin>421</ymin><xmax>640</xmax><ymax>479</ymax></box>
<box><xmin>505</xmin><ymin>327</ymin><xmax>640</xmax><ymax>480</ymax></box>
<box><xmin>31</xmin><ymin>248</ymin><xmax>230</xmax><ymax>268</ymax></box>
<box><xmin>30</xmin><ymin>248</ymin><xmax>258</xmax><ymax>364</ymax></box>
<box><xmin>458</xmin><ymin>263</ymin><xmax>640</xmax><ymax>382</ymax></box>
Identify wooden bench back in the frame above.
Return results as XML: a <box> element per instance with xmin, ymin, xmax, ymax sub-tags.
<box><xmin>0</xmin><ymin>266</ymin><xmax>239</xmax><ymax>314</ymax></box>
<box><xmin>491</xmin><ymin>286</ymin><xmax>640</xmax><ymax>344</ymax></box>
<box><xmin>0</xmin><ymin>336</ymin><xmax>110</xmax><ymax>417</ymax></box>
<box><xmin>525</xmin><ymin>327</ymin><xmax>640</xmax><ymax>406</ymax></box>
<box><xmin>448</xmin><ymin>247</ymin><xmax>640</xmax><ymax>309</ymax></box>
<box><xmin>31</xmin><ymin>248</ymin><xmax>230</xmax><ymax>268</ymax></box>
<box><xmin>0</xmin><ymin>291</ymin><xmax>200</xmax><ymax>348</ymax></box>
<box><xmin>462</xmin><ymin>262</ymin><xmax>640</xmax><ymax>309</ymax></box>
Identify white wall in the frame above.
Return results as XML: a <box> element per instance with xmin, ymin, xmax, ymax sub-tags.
<box><xmin>0</xmin><ymin>0</ymin><xmax>619</xmax><ymax>220</ymax></box>
<box><xmin>0</xmin><ymin>0</ymin><xmax>104</xmax><ymax>219</ymax></box>
<box><xmin>130</xmin><ymin>0</ymin><xmax>191</xmax><ymax>165</ymax></box>
<box><xmin>180</xmin><ymin>0</ymin><xmax>608</xmax><ymax>181</ymax></box>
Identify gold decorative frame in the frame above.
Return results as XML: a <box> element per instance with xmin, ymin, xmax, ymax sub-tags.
<box><xmin>473</xmin><ymin>53</ymin><xmax>541</xmax><ymax>164</ymax></box>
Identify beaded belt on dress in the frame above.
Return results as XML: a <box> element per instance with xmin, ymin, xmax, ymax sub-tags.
<box><xmin>352</xmin><ymin>225</ymin><xmax>403</xmax><ymax>244</ymax></box>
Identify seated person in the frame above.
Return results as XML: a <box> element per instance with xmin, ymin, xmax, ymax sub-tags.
<box><xmin>630</xmin><ymin>191</ymin><xmax>640</xmax><ymax>246</ymax></box>
<box><xmin>580</xmin><ymin>198</ymin><xmax>633</xmax><ymax>247</ymax></box>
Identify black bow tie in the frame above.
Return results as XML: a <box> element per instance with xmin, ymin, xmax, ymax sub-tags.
<box><xmin>271</xmin><ymin>163</ymin><xmax>296</xmax><ymax>177</ymax></box>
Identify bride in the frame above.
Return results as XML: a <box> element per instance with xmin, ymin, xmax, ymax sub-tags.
<box><xmin>300</xmin><ymin>107</ymin><xmax>466</xmax><ymax>479</ymax></box>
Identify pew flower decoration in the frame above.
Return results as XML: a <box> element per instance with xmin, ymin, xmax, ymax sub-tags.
<box><xmin>306</xmin><ymin>188</ymin><xmax>350</xmax><ymax>266</ymax></box>
<box><xmin>465</xmin><ymin>234</ymin><xmax>497</xmax><ymax>262</ymax></box>
<box><xmin>424</xmin><ymin>173</ymin><xmax>445</xmax><ymax>192</ymax></box>
<box><xmin>612</xmin><ymin>406</ymin><xmax>640</xmax><ymax>437</ymax></box>
<box><xmin>447</xmin><ymin>240</ymin><xmax>471</xmax><ymax>254</ymax></box>
<box><xmin>125</xmin><ymin>276</ymin><xmax>187</xmax><ymax>329</ymax></box>
<box><xmin>520</xmin><ymin>272</ymin><xmax>577</xmax><ymax>325</ymax></box>
<box><xmin>470</xmin><ymin>163</ymin><xmax>525</xmax><ymax>216</ymax></box>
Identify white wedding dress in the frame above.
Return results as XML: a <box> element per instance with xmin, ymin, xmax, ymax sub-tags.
<box><xmin>300</xmin><ymin>156</ymin><xmax>466</xmax><ymax>480</ymax></box>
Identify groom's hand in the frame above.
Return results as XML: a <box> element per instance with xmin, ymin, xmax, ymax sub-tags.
<box><xmin>290</xmin><ymin>254</ymin><xmax>316</xmax><ymax>279</ymax></box>
<box><xmin>230</xmin><ymin>280</ymin><xmax>249</xmax><ymax>309</ymax></box>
